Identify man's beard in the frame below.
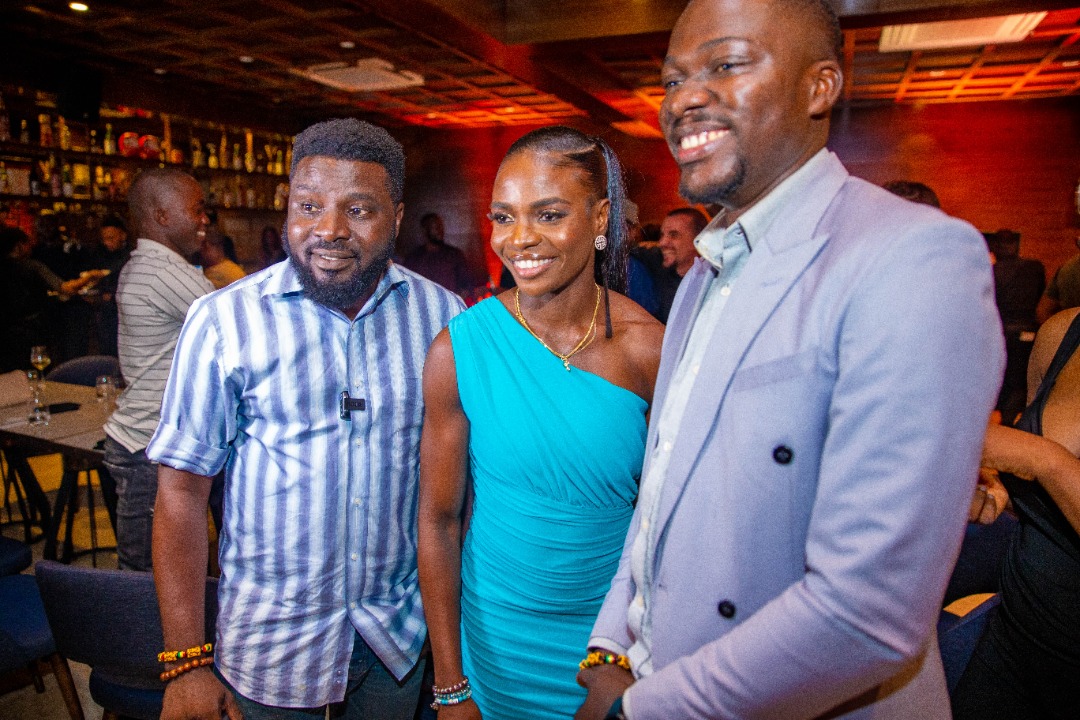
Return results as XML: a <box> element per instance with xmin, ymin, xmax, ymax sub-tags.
<box><xmin>290</xmin><ymin>243</ymin><xmax>393</xmax><ymax>312</ymax></box>
<box><xmin>680</xmin><ymin>157</ymin><xmax>746</xmax><ymax>206</ymax></box>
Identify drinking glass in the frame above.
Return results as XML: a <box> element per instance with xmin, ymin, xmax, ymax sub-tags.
<box><xmin>30</xmin><ymin>345</ymin><xmax>51</xmax><ymax>374</ymax></box>
<box><xmin>27</xmin><ymin>370</ymin><xmax>49</xmax><ymax>425</ymax></box>
<box><xmin>96</xmin><ymin>374</ymin><xmax>112</xmax><ymax>402</ymax></box>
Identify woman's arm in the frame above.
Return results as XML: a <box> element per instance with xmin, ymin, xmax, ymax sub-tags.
<box><xmin>417</xmin><ymin>329</ymin><xmax>481</xmax><ymax>719</ymax></box>
<box><xmin>982</xmin><ymin>423</ymin><xmax>1080</xmax><ymax>534</ymax></box>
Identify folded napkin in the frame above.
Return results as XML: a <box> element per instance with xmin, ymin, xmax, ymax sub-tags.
<box><xmin>0</xmin><ymin>370</ymin><xmax>33</xmax><ymax>407</ymax></box>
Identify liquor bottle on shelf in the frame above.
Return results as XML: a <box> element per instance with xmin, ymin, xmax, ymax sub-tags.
<box><xmin>274</xmin><ymin>149</ymin><xmax>284</xmax><ymax>176</ymax></box>
<box><xmin>90</xmin><ymin>128</ymin><xmax>101</xmax><ymax>153</ymax></box>
<box><xmin>232</xmin><ymin>143</ymin><xmax>243</xmax><ymax>171</ymax></box>
<box><xmin>48</xmin><ymin>155</ymin><xmax>61</xmax><ymax>197</ymax></box>
<box><xmin>219</xmin><ymin>133</ymin><xmax>230</xmax><ymax>169</ymax></box>
<box><xmin>61</xmin><ymin>162</ymin><xmax>74</xmax><ymax>198</ymax></box>
<box><xmin>207</xmin><ymin>142</ymin><xmax>219</xmax><ymax>169</ymax></box>
<box><xmin>0</xmin><ymin>162</ymin><xmax>10</xmax><ymax>194</ymax></box>
<box><xmin>57</xmin><ymin>117</ymin><xmax>71</xmax><ymax>151</ymax></box>
<box><xmin>19</xmin><ymin>118</ymin><xmax>30</xmax><ymax>144</ymax></box>
<box><xmin>0</xmin><ymin>92</ymin><xmax>11</xmax><ymax>142</ymax></box>
<box><xmin>92</xmin><ymin>165</ymin><xmax>106</xmax><ymax>201</ymax></box>
<box><xmin>39</xmin><ymin>114</ymin><xmax>54</xmax><ymax>147</ymax></box>
<box><xmin>190</xmin><ymin>137</ymin><xmax>204</xmax><ymax>168</ymax></box>
<box><xmin>103</xmin><ymin>123</ymin><xmax>116</xmax><ymax>155</ymax></box>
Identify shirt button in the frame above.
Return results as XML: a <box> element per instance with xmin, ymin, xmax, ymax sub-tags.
<box><xmin>718</xmin><ymin>600</ymin><xmax>736</xmax><ymax>618</ymax></box>
<box><xmin>353</xmin><ymin>498</ymin><xmax>360</xmax><ymax>506</ymax></box>
<box><xmin>355</xmin><ymin>439</ymin><xmax>363</xmax><ymax>448</ymax></box>
<box><xmin>773</xmin><ymin>445</ymin><xmax>794</xmax><ymax>464</ymax></box>
<box><xmin>641</xmin><ymin>518</ymin><xmax>650</xmax><ymax>531</ymax></box>
<box><xmin>720</xmin><ymin>285</ymin><xmax>731</xmax><ymax>296</ymax></box>
<box><xmin>349</xmin><ymin>601</ymin><xmax>357</xmax><ymax>609</ymax></box>
<box><xmin>634</xmin><ymin>594</ymin><xmax>644</xmax><ymax>607</ymax></box>
<box><xmin>692</xmin><ymin>363</ymin><xmax>700</xmax><ymax>375</ymax></box>
<box><xmin>351</xmin><ymin>553</ymin><xmax>358</xmax><ymax>561</ymax></box>
<box><xmin>663</xmin><ymin>440</ymin><xmax>672</xmax><ymax>452</ymax></box>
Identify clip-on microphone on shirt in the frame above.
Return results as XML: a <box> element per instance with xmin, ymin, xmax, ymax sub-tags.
<box><xmin>339</xmin><ymin>391</ymin><xmax>366</xmax><ymax>420</ymax></box>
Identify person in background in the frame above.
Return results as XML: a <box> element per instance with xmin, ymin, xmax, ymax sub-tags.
<box><xmin>647</xmin><ymin>207</ymin><xmax>709</xmax><ymax>323</ymax></box>
<box><xmin>419</xmin><ymin>126</ymin><xmax>662</xmax><ymax>719</ymax></box>
<box><xmin>0</xmin><ymin>225</ymin><xmax>109</xmax><ymax>369</ymax></box>
<box><xmin>404</xmin><ymin>212</ymin><xmax>476</xmax><ymax>294</ymax></box>
<box><xmin>87</xmin><ymin>214</ymin><xmax>131</xmax><ymax>356</ymax></box>
<box><xmin>256</xmin><ymin>224</ymin><xmax>287</xmax><ymax>270</ymax></box>
<box><xmin>102</xmin><ymin>168</ymin><xmax>215</xmax><ymax>572</ymax></box>
<box><xmin>953</xmin><ymin>307</ymin><xmax>1080</xmax><ymax>719</ymax></box>
<box><xmin>1038</xmin><ymin>234</ymin><xmax>1080</xmax><ymax>323</ymax></box>
<box><xmin>200</xmin><ymin>226</ymin><xmax>246</xmax><ymax>290</ymax></box>
<box><xmin>577</xmin><ymin>0</ymin><xmax>1002</xmax><ymax>718</ymax></box>
<box><xmin>985</xmin><ymin>229</ymin><xmax>1046</xmax><ymax>425</ymax></box>
<box><xmin>149</xmin><ymin>118</ymin><xmax>463</xmax><ymax>720</ymax></box>
<box><xmin>883</xmin><ymin>179</ymin><xmax>942</xmax><ymax>208</ymax></box>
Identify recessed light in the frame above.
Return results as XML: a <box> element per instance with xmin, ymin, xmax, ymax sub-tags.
<box><xmin>1063</xmin><ymin>60</ymin><xmax>1080</xmax><ymax>68</ymax></box>
<box><xmin>929</xmin><ymin>70</ymin><xmax>947</xmax><ymax>77</ymax></box>
<box><xmin>239</xmin><ymin>55</ymin><xmax>255</xmax><ymax>64</ymax></box>
<box><xmin>154</xmin><ymin>68</ymin><xmax>167</xmax><ymax>75</ymax></box>
<box><xmin>340</xmin><ymin>41</ymin><xmax>355</xmax><ymax>49</ymax></box>
<box><xmin>69</xmin><ymin>2</ymin><xmax>89</xmax><ymax>11</ymax></box>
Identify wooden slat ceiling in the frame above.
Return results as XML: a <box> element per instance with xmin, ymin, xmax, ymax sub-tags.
<box><xmin>1</xmin><ymin>0</ymin><xmax>1078</xmax><ymax>135</ymax></box>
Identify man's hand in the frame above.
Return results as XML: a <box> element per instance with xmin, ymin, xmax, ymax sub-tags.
<box><xmin>574</xmin><ymin>665</ymin><xmax>634</xmax><ymax>720</ymax></box>
<box><xmin>968</xmin><ymin>467</ymin><xmax>1009</xmax><ymax>525</ymax></box>
<box><xmin>160</xmin><ymin>667</ymin><xmax>243</xmax><ymax>720</ymax></box>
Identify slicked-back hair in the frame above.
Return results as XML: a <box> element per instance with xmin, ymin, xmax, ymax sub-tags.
<box><xmin>290</xmin><ymin>118</ymin><xmax>405</xmax><ymax>204</ymax></box>
<box><xmin>503</xmin><ymin>126</ymin><xmax>629</xmax><ymax>294</ymax></box>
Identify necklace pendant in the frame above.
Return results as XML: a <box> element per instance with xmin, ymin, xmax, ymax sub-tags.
<box><xmin>563</xmin><ymin>358</ymin><xmax>571</xmax><ymax>371</ymax></box>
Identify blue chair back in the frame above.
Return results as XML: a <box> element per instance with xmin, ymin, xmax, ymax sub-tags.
<box><xmin>0</xmin><ymin>536</ymin><xmax>32</xmax><ymax>576</ymax></box>
<box><xmin>35</xmin><ymin>560</ymin><xmax>218</xmax><ymax>720</ymax></box>
<box><xmin>47</xmin><ymin>355</ymin><xmax>121</xmax><ymax>387</ymax></box>
<box><xmin>938</xmin><ymin>594</ymin><xmax>1000</xmax><ymax>694</ymax></box>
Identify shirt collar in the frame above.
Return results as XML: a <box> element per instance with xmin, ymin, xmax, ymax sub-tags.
<box><xmin>134</xmin><ymin>237</ymin><xmax>194</xmax><ymax>265</ymax></box>
<box><xmin>693</xmin><ymin>148</ymin><xmax>831</xmax><ymax>271</ymax></box>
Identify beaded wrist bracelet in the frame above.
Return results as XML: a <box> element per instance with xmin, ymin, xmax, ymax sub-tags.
<box><xmin>430</xmin><ymin>676</ymin><xmax>473</xmax><ymax>711</ymax></box>
<box><xmin>157</xmin><ymin>642</ymin><xmax>213</xmax><ymax>664</ymax></box>
<box><xmin>159</xmin><ymin>654</ymin><xmax>215</xmax><ymax>683</ymax></box>
<box><xmin>579</xmin><ymin>650</ymin><xmax>632</xmax><ymax>672</ymax></box>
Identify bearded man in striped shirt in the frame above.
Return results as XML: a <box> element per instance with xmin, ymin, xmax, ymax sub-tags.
<box><xmin>148</xmin><ymin>118</ymin><xmax>465</xmax><ymax>720</ymax></box>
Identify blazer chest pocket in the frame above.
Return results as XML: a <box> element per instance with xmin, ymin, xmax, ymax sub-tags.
<box><xmin>725</xmin><ymin>349</ymin><xmax>831</xmax><ymax>489</ymax></box>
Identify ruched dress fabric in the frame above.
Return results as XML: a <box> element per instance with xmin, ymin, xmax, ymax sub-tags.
<box><xmin>448</xmin><ymin>297</ymin><xmax>647</xmax><ymax>719</ymax></box>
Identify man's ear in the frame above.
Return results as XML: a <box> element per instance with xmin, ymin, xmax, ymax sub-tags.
<box><xmin>394</xmin><ymin>202</ymin><xmax>405</xmax><ymax>238</ymax></box>
<box><xmin>806</xmin><ymin>60</ymin><xmax>843</xmax><ymax>118</ymax></box>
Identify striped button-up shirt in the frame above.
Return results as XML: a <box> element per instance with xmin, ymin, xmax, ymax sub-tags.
<box><xmin>148</xmin><ymin>260</ymin><xmax>463</xmax><ymax>707</ymax></box>
<box><xmin>105</xmin><ymin>238</ymin><xmax>215</xmax><ymax>452</ymax></box>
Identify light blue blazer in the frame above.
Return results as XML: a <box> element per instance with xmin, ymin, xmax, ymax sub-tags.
<box><xmin>591</xmin><ymin>153</ymin><xmax>1004</xmax><ymax>719</ymax></box>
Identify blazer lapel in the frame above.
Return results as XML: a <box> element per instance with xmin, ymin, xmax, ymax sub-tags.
<box><xmin>650</xmin><ymin>153</ymin><xmax>850</xmax><ymax>536</ymax></box>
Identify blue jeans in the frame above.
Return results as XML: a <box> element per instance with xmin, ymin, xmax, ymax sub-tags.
<box><xmin>102</xmin><ymin>436</ymin><xmax>158</xmax><ymax>571</ymax></box>
<box><xmin>220</xmin><ymin>631</ymin><xmax>425</xmax><ymax>720</ymax></box>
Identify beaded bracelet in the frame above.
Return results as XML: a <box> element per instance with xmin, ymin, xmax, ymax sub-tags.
<box><xmin>157</xmin><ymin>642</ymin><xmax>213</xmax><ymax>664</ymax></box>
<box><xmin>579</xmin><ymin>650</ymin><xmax>632</xmax><ymax>672</ymax></box>
<box><xmin>159</xmin><ymin>654</ymin><xmax>215</xmax><ymax>683</ymax></box>
<box><xmin>430</xmin><ymin>676</ymin><xmax>473</xmax><ymax>711</ymax></box>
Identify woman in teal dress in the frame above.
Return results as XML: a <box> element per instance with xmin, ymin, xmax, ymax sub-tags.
<box><xmin>418</xmin><ymin>126</ymin><xmax>663</xmax><ymax>719</ymax></box>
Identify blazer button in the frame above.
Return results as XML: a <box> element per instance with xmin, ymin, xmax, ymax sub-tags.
<box><xmin>772</xmin><ymin>445</ymin><xmax>793</xmax><ymax>464</ymax></box>
<box><xmin>717</xmin><ymin>600</ymin><xmax>736</xmax><ymax>618</ymax></box>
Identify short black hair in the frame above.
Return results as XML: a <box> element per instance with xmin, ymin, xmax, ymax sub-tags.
<box><xmin>774</xmin><ymin>0</ymin><xmax>843</xmax><ymax>62</ymax></box>
<box><xmin>883</xmin><ymin>180</ymin><xmax>941</xmax><ymax>209</ymax></box>
<box><xmin>290</xmin><ymin>118</ymin><xmax>405</xmax><ymax>204</ymax></box>
<box><xmin>666</xmin><ymin>207</ymin><xmax>710</xmax><ymax>236</ymax></box>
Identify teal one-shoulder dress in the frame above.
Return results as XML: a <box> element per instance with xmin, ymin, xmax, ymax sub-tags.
<box><xmin>448</xmin><ymin>297</ymin><xmax>647</xmax><ymax>720</ymax></box>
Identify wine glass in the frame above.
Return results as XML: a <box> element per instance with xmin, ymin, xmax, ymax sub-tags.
<box><xmin>30</xmin><ymin>345</ymin><xmax>51</xmax><ymax>374</ymax></box>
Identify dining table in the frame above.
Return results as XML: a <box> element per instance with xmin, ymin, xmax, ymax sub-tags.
<box><xmin>0</xmin><ymin>379</ymin><xmax>114</xmax><ymax>563</ymax></box>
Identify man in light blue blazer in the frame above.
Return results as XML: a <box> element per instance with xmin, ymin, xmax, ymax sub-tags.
<box><xmin>575</xmin><ymin>0</ymin><xmax>1004</xmax><ymax>718</ymax></box>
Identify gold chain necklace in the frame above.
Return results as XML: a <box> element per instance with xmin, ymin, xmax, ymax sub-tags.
<box><xmin>514</xmin><ymin>284</ymin><xmax>601</xmax><ymax>371</ymax></box>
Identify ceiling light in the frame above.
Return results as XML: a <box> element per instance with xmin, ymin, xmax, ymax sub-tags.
<box><xmin>929</xmin><ymin>70</ymin><xmax>947</xmax><ymax>77</ymax></box>
<box><xmin>69</xmin><ymin>2</ymin><xmax>89</xmax><ymax>11</ymax></box>
<box><xmin>239</xmin><ymin>55</ymin><xmax>255</xmax><ymax>64</ymax></box>
<box><xmin>340</xmin><ymin>41</ymin><xmax>355</xmax><ymax>49</ymax></box>
<box><xmin>154</xmin><ymin>68</ymin><xmax>167</xmax><ymax>75</ymax></box>
<box><xmin>290</xmin><ymin>59</ymin><xmax>424</xmax><ymax>92</ymax></box>
<box><xmin>880</xmin><ymin>12</ymin><xmax>1047</xmax><ymax>52</ymax></box>
<box><xmin>1063</xmin><ymin>60</ymin><xmax>1080</xmax><ymax>68</ymax></box>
